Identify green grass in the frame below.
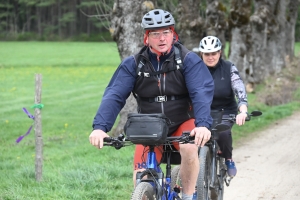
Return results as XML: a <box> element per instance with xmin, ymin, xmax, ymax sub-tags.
<box><xmin>0</xmin><ymin>41</ymin><xmax>120</xmax><ymax>67</ymax></box>
<box><xmin>295</xmin><ymin>42</ymin><xmax>300</xmax><ymax>56</ymax></box>
<box><xmin>0</xmin><ymin>64</ymin><xmax>136</xmax><ymax>199</ymax></box>
<box><xmin>0</xmin><ymin>42</ymin><xmax>133</xmax><ymax>199</ymax></box>
<box><xmin>0</xmin><ymin>41</ymin><xmax>300</xmax><ymax>200</ymax></box>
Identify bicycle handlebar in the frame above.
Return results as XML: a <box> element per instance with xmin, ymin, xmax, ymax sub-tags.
<box><xmin>222</xmin><ymin>110</ymin><xmax>262</xmax><ymax>123</ymax></box>
<box><xmin>103</xmin><ymin>131</ymin><xmax>195</xmax><ymax>150</ymax></box>
<box><xmin>104</xmin><ymin>110</ymin><xmax>262</xmax><ymax>150</ymax></box>
<box><xmin>103</xmin><ymin>124</ymin><xmax>231</xmax><ymax>150</ymax></box>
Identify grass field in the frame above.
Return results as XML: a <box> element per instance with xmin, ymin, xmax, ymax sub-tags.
<box><xmin>0</xmin><ymin>42</ymin><xmax>300</xmax><ymax>200</ymax></box>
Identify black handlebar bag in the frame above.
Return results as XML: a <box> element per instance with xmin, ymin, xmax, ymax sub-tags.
<box><xmin>124</xmin><ymin>113</ymin><xmax>169</xmax><ymax>146</ymax></box>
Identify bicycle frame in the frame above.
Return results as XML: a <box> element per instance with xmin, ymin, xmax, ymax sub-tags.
<box><xmin>104</xmin><ymin>110</ymin><xmax>262</xmax><ymax>200</ymax></box>
<box><xmin>135</xmin><ymin>146</ymin><xmax>181</xmax><ymax>200</ymax></box>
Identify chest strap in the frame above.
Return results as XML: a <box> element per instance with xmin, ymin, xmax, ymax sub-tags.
<box><xmin>139</xmin><ymin>94</ymin><xmax>189</xmax><ymax>103</ymax></box>
<box><xmin>137</xmin><ymin>45</ymin><xmax>183</xmax><ymax>77</ymax></box>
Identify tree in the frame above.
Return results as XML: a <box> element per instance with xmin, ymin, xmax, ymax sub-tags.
<box><xmin>228</xmin><ymin>0</ymin><xmax>252</xmax><ymax>82</ymax></box>
<box><xmin>205</xmin><ymin>0</ymin><xmax>228</xmax><ymax>58</ymax></box>
<box><xmin>176</xmin><ymin>0</ymin><xmax>205</xmax><ymax>50</ymax></box>
<box><xmin>250</xmin><ymin>0</ymin><xmax>286</xmax><ymax>83</ymax></box>
<box><xmin>105</xmin><ymin>0</ymin><xmax>300</xmax><ymax>135</ymax></box>
<box><xmin>108</xmin><ymin>0</ymin><xmax>155</xmax><ymax>136</ymax></box>
<box><xmin>229</xmin><ymin>0</ymin><xmax>299</xmax><ymax>85</ymax></box>
<box><xmin>284</xmin><ymin>0</ymin><xmax>300</xmax><ymax>60</ymax></box>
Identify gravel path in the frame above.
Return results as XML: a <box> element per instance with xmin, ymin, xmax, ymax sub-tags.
<box><xmin>224</xmin><ymin>111</ymin><xmax>300</xmax><ymax>200</ymax></box>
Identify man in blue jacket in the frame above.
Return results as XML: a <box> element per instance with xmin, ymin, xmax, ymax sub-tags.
<box><xmin>89</xmin><ymin>9</ymin><xmax>214</xmax><ymax>200</ymax></box>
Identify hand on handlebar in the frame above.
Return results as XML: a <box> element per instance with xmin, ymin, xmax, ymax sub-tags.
<box><xmin>89</xmin><ymin>129</ymin><xmax>110</xmax><ymax>149</ymax></box>
<box><xmin>236</xmin><ymin>112</ymin><xmax>248</xmax><ymax>126</ymax></box>
<box><xmin>190</xmin><ymin>127</ymin><xmax>211</xmax><ymax>147</ymax></box>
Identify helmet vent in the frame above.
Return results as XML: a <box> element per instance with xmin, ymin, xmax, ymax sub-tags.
<box><xmin>141</xmin><ymin>9</ymin><xmax>175</xmax><ymax>30</ymax></box>
<box><xmin>198</xmin><ymin>36</ymin><xmax>222</xmax><ymax>53</ymax></box>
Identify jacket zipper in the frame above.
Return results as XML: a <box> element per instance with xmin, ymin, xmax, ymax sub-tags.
<box><xmin>157</xmin><ymin>59</ymin><xmax>164</xmax><ymax>113</ymax></box>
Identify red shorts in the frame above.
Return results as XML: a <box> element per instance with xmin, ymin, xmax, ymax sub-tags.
<box><xmin>133</xmin><ymin>118</ymin><xmax>195</xmax><ymax>170</ymax></box>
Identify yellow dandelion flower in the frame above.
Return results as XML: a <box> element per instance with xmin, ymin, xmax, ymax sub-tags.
<box><xmin>64</xmin><ymin>123</ymin><xmax>68</xmax><ymax>128</ymax></box>
<box><xmin>5</xmin><ymin>120</ymin><xmax>9</xmax><ymax>123</ymax></box>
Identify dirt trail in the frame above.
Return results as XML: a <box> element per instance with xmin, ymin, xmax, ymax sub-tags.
<box><xmin>224</xmin><ymin>111</ymin><xmax>300</xmax><ymax>200</ymax></box>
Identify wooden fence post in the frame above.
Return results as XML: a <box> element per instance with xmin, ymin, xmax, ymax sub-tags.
<box><xmin>35</xmin><ymin>74</ymin><xmax>43</xmax><ymax>181</ymax></box>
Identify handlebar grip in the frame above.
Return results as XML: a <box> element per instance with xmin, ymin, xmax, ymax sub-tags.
<box><xmin>103</xmin><ymin>137</ymin><xmax>112</xmax><ymax>142</ymax></box>
<box><xmin>182</xmin><ymin>131</ymin><xmax>195</xmax><ymax>141</ymax></box>
<box><xmin>189</xmin><ymin>136</ymin><xmax>195</xmax><ymax>140</ymax></box>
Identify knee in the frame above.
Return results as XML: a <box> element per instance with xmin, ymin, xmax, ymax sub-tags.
<box><xmin>219</xmin><ymin>129</ymin><xmax>232</xmax><ymax>139</ymax></box>
<box><xmin>179</xmin><ymin>143</ymin><xmax>198</xmax><ymax>158</ymax></box>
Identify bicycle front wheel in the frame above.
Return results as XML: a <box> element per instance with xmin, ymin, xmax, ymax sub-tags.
<box><xmin>171</xmin><ymin>165</ymin><xmax>181</xmax><ymax>190</ymax></box>
<box><xmin>197</xmin><ymin>146</ymin><xmax>212</xmax><ymax>200</ymax></box>
<box><xmin>131</xmin><ymin>182</ymin><xmax>155</xmax><ymax>200</ymax></box>
<box><xmin>216</xmin><ymin>157</ymin><xmax>226</xmax><ymax>200</ymax></box>
<box><xmin>171</xmin><ymin>165</ymin><xmax>182</xmax><ymax>198</ymax></box>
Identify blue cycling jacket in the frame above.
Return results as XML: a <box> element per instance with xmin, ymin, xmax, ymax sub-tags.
<box><xmin>93</xmin><ymin>45</ymin><xmax>214</xmax><ymax>133</ymax></box>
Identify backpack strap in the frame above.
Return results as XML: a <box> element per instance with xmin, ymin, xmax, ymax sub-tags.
<box><xmin>174</xmin><ymin>45</ymin><xmax>183</xmax><ymax>71</ymax></box>
<box><xmin>137</xmin><ymin>45</ymin><xmax>183</xmax><ymax>77</ymax></box>
<box><xmin>136</xmin><ymin>58</ymin><xmax>149</xmax><ymax>77</ymax></box>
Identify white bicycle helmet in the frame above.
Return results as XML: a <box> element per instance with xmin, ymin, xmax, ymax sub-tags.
<box><xmin>141</xmin><ymin>9</ymin><xmax>175</xmax><ymax>30</ymax></box>
<box><xmin>199</xmin><ymin>36</ymin><xmax>222</xmax><ymax>53</ymax></box>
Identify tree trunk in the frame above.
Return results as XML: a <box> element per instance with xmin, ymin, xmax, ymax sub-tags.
<box><xmin>205</xmin><ymin>0</ymin><xmax>228</xmax><ymax>58</ymax></box>
<box><xmin>109</xmin><ymin>0</ymin><xmax>155</xmax><ymax>136</ymax></box>
<box><xmin>37</xmin><ymin>6</ymin><xmax>42</xmax><ymax>37</ymax></box>
<box><xmin>177</xmin><ymin>0</ymin><xmax>205</xmax><ymax>50</ymax></box>
<box><xmin>229</xmin><ymin>0</ymin><xmax>289</xmax><ymax>85</ymax></box>
<box><xmin>228</xmin><ymin>0</ymin><xmax>252</xmax><ymax>82</ymax></box>
<box><xmin>57</xmin><ymin>1</ymin><xmax>62</xmax><ymax>39</ymax></box>
<box><xmin>249</xmin><ymin>0</ymin><xmax>286</xmax><ymax>83</ymax></box>
<box><xmin>284</xmin><ymin>0</ymin><xmax>300</xmax><ymax>60</ymax></box>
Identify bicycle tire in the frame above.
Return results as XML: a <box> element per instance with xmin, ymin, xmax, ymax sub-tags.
<box><xmin>197</xmin><ymin>146</ymin><xmax>213</xmax><ymax>200</ymax></box>
<box><xmin>216</xmin><ymin>157</ymin><xmax>226</xmax><ymax>200</ymax></box>
<box><xmin>171</xmin><ymin>165</ymin><xmax>182</xmax><ymax>197</ymax></box>
<box><xmin>130</xmin><ymin>182</ymin><xmax>155</xmax><ymax>200</ymax></box>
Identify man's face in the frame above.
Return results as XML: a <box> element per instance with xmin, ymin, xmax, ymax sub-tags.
<box><xmin>146</xmin><ymin>28</ymin><xmax>174</xmax><ymax>53</ymax></box>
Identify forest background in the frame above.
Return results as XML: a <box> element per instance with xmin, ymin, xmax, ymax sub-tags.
<box><xmin>1</xmin><ymin>1</ymin><xmax>300</xmax><ymax>199</ymax></box>
<box><xmin>1</xmin><ymin>0</ymin><xmax>300</xmax><ymax>42</ymax></box>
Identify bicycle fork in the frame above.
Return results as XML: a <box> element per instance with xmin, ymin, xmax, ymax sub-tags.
<box><xmin>209</xmin><ymin>140</ymin><xmax>217</xmax><ymax>190</ymax></box>
<box><xmin>209</xmin><ymin>140</ymin><xmax>232</xmax><ymax>190</ymax></box>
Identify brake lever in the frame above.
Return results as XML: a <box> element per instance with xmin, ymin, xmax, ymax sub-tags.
<box><xmin>182</xmin><ymin>131</ymin><xmax>194</xmax><ymax>143</ymax></box>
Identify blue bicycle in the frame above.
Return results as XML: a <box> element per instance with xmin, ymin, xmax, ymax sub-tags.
<box><xmin>103</xmin><ymin>113</ymin><xmax>230</xmax><ymax>200</ymax></box>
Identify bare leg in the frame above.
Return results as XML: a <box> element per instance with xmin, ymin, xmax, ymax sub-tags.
<box><xmin>179</xmin><ymin>143</ymin><xmax>199</xmax><ymax>195</ymax></box>
<box><xmin>133</xmin><ymin>169</ymin><xmax>146</xmax><ymax>186</ymax></box>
